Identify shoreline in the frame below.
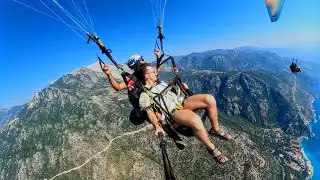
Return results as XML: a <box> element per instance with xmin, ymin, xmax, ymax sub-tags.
<box><xmin>301</xmin><ymin>147</ymin><xmax>314</xmax><ymax>179</ymax></box>
<box><xmin>301</xmin><ymin>91</ymin><xmax>319</xmax><ymax>180</ymax></box>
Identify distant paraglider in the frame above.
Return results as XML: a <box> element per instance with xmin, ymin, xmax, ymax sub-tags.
<box><xmin>290</xmin><ymin>58</ymin><xmax>301</xmax><ymax>75</ymax></box>
<box><xmin>265</xmin><ymin>0</ymin><xmax>286</xmax><ymax>22</ymax></box>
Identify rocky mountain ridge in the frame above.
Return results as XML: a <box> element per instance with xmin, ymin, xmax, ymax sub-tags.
<box><xmin>0</xmin><ymin>105</ymin><xmax>25</xmax><ymax>127</ymax></box>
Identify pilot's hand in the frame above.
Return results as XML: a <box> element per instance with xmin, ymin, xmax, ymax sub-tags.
<box><xmin>102</xmin><ymin>65</ymin><xmax>111</xmax><ymax>75</ymax></box>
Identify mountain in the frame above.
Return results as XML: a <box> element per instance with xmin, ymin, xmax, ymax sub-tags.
<box><xmin>0</xmin><ymin>105</ymin><xmax>25</xmax><ymax>127</ymax></box>
<box><xmin>1</xmin><ymin>48</ymin><xmax>319</xmax><ymax>179</ymax></box>
<box><xmin>175</xmin><ymin>47</ymin><xmax>320</xmax><ymax>91</ymax></box>
<box><xmin>181</xmin><ymin>70</ymin><xmax>314</xmax><ymax>137</ymax></box>
<box><xmin>171</xmin><ymin>48</ymin><xmax>319</xmax><ymax>138</ymax></box>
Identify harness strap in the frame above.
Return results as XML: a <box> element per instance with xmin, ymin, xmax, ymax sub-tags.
<box><xmin>143</xmin><ymin>80</ymin><xmax>186</xmax><ymax>125</ymax></box>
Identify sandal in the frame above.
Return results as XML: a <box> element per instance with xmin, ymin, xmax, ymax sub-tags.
<box><xmin>207</xmin><ymin>147</ymin><xmax>228</xmax><ymax>164</ymax></box>
<box><xmin>174</xmin><ymin>139</ymin><xmax>186</xmax><ymax>150</ymax></box>
<box><xmin>209</xmin><ymin>128</ymin><xmax>233</xmax><ymax>140</ymax></box>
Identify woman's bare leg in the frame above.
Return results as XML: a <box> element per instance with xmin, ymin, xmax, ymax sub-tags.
<box><xmin>172</xmin><ymin>109</ymin><xmax>228</xmax><ymax>163</ymax></box>
<box><xmin>183</xmin><ymin>94</ymin><xmax>232</xmax><ymax>140</ymax></box>
<box><xmin>173</xmin><ymin>109</ymin><xmax>215</xmax><ymax>149</ymax></box>
<box><xmin>183</xmin><ymin>94</ymin><xmax>219</xmax><ymax>131</ymax></box>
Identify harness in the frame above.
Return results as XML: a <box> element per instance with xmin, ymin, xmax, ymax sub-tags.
<box><xmin>89</xmin><ymin>33</ymin><xmax>205</xmax><ymax>134</ymax></box>
<box><xmin>289</xmin><ymin>59</ymin><xmax>301</xmax><ymax>74</ymax></box>
<box><xmin>121</xmin><ymin>71</ymin><xmax>144</xmax><ymax>108</ymax></box>
<box><xmin>143</xmin><ymin>75</ymin><xmax>193</xmax><ymax>125</ymax></box>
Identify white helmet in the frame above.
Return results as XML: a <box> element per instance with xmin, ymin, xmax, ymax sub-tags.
<box><xmin>127</xmin><ymin>54</ymin><xmax>144</xmax><ymax>69</ymax></box>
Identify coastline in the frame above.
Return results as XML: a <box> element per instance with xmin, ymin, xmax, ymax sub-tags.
<box><xmin>301</xmin><ymin>84</ymin><xmax>320</xmax><ymax>180</ymax></box>
<box><xmin>301</xmin><ymin>147</ymin><xmax>314</xmax><ymax>179</ymax></box>
<box><xmin>285</xmin><ymin>94</ymin><xmax>317</xmax><ymax>179</ymax></box>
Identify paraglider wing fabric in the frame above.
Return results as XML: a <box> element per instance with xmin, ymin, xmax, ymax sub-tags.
<box><xmin>265</xmin><ymin>0</ymin><xmax>285</xmax><ymax>22</ymax></box>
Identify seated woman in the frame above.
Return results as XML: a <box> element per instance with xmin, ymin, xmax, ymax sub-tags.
<box><xmin>136</xmin><ymin>63</ymin><xmax>232</xmax><ymax>164</ymax></box>
<box><xmin>101</xmin><ymin>50</ymin><xmax>186</xmax><ymax>150</ymax></box>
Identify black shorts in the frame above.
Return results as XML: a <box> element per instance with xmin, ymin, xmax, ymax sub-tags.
<box><xmin>129</xmin><ymin>108</ymin><xmax>149</xmax><ymax>125</ymax></box>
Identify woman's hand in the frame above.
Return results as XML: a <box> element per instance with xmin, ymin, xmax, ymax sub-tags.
<box><xmin>155</xmin><ymin>126</ymin><xmax>166</xmax><ymax>137</ymax></box>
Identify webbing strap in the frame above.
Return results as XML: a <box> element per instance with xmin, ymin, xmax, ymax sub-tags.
<box><xmin>159</xmin><ymin>134</ymin><xmax>176</xmax><ymax>180</ymax></box>
<box><xmin>143</xmin><ymin>76</ymin><xmax>191</xmax><ymax>124</ymax></box>
<box><xmin>87</xmin><ymin>33</ymin><xmax>123</xmax><ymax>71</ymax></box>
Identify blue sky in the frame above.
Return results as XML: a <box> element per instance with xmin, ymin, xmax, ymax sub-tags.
<box><xmin>1</xmin><ymin>0</ymin><xmax>320</xmax><ymax>108</ymax></box>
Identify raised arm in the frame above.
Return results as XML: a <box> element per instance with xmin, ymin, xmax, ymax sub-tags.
<box><xmin>102</xmin><ymin>64</ymin><xmax>127</xmax><ymax>91</ymax></box>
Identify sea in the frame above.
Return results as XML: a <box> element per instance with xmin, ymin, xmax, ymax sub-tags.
<box><xmin>302</xmin><ymin>83</ymin><xmax>320</xmax><ymax>180</ymax></box>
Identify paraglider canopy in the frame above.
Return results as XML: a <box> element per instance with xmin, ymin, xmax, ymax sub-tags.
<box><xmin>265</xmin><ymin>0</ymin><xmax>286</xmax><ymax>22</ymax></box>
